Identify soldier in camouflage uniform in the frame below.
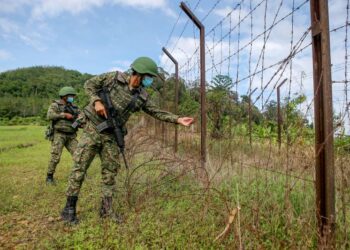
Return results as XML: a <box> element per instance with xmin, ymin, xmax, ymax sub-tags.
<box><xmin>46</xmin><ymin>87</ymin><xmax>80</xmax><ymax>184</ymax></box>
<box><xmin>61</xmin><ymin>57</ymin><xmax>194</xmax><ymax>224</ymax></box>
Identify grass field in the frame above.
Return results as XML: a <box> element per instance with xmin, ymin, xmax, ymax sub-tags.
<box><xmin>0</xmin><ymin>125</ymin><xmax>348</xmax><ymax>249</ymax></box>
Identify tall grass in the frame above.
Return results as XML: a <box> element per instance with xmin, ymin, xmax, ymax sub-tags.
<box><xmin>0</xmin><ymin>124</ymin><xmax>348</xmax><ymax>249</ymax></box>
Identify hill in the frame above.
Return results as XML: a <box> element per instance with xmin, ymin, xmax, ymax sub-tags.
<box><xmin>0</xmin><ymin>66</ymin><xmax>93</xmax><ymax>118</ymax></box>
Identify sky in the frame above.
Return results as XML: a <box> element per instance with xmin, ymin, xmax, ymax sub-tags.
<box><xmin>0</xmin><ymin>0</ymin><xmax>349</xmax><ymax>132</ymax></box>
<box><xmin>0</xmin><ymin>0</ymin><xmax>185</xmax><ymax>74</ymax></box>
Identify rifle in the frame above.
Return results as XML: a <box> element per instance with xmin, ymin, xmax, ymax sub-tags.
<box><xmin>64</xmin><ymin>104</ymin><xmax>81</xmax><ymax>129</ymax></box>
<box><xmin>97</xmin><ymin>87</ymin><xmax>129</xmax><ymax>169</ymax></box>
<box><xmin>64</xmin><ymin>104</ymin><xmax>79</xmax><ymax>119</ymax></box>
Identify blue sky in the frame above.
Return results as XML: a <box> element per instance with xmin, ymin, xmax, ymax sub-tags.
<box><xmin>0</xmin><ymin>0</ymin><xmax>189</xmax><ymax>74</ymax></box>
<box><xmin>0</xmin><ymin>0</ymin><xmax>346</xmax><ymax>77</ymax></box>
<box><xmin>0</xmin><ymin>0</ymin><xmax>248</xmax><ymax>75</ymax></box>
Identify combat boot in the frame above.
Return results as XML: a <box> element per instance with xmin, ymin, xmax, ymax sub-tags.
<box><xmin>61</xmin><ymin>196</ymin><xmax>79</xmax><ymax>224</ymax></box>
<box><xmin>46</xmin><ymin>173</ymin><xmax>55</xmax><ymax>185</ymax></box>
<box><xmin>99</xmin><ymin>196</ymin><xmax>124</xmax><ymax>223</ymax></box>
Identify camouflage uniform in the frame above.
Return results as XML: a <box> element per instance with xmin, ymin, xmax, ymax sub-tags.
<box><xmin>47</xmin><ymin>100</ymin><xmax>79</xmax><ymax>175</ymax></box>
<box><xmin>66</xmin><ymin>71</ymin><xmax>179</xmax><ymax>197</ymax></box>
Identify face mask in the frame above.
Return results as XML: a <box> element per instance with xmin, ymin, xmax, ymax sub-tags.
<box><xmin>142</xmin><ymin>76</ymin><xmax>153</xmax><ymax>87</ymax></box>
<box><xmin>67</xmin><ymin>97</ymin><xmax>74</xmax><ymax>103</ymax></box>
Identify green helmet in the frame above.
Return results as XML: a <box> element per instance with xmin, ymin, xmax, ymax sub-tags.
<box><xmin>131</xmin><ymin>57</ymin><xmax>158</xmax><ymax>77</ymax></box>
<box><xmin>59</xmin><ymin>86</ymin><xmax>77</xmax><ymax>97</ymax></box>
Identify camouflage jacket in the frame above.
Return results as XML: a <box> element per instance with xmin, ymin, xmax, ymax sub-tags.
<box><xmin>84</xmin><ymin>71</ymin><xmax>179</xmax><ymax>128</ymax></box>
<box><xmin>47</xmin><ymin>100</ymin><xmax>80</xmax><ymax>134</ymax></box>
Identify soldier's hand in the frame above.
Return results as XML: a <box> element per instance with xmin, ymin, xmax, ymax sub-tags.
<box><xmin>95</xmin><ymin>101</ymin><xmax>107</xmax><ymax>118</ymax></box>
<box><xmin>177</xmin><ymin>117</ymin><xmax>194</xmax><ymax>127</ymax></box>
<box><xmin>64</xmin><ymin>113</ymin><xmax>74</xmax><ymax>120</ymax></box>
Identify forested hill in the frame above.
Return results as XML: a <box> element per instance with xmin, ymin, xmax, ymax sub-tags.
<box><xmin>0</xmin><ymin>66</ymin><xmax>93</xmax><ymax>98</ymax></box>
<box><xmin>0</xmin><ymin>66</ymin><xmax>93</xmax><ymax>118</ymax></box>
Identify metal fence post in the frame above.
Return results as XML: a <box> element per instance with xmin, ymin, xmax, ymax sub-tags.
<box><xmin>249</xmin><ymin>87</ymin><xmax>258</xmax><ymax>147</ymax></box>
<box><xmin>180</xmin><ymin>1</ymin><xmax>207</xmax><ymax>171</ymax></box>
<box><xmin>310</xmin><ymin>0</ymin><xmax>335</xmax><ymax>246</ymax></box>
<box><xmin>159</xmin><ymin>75</ymin><xmax>166</xmax><ymax>145</ymax></box>
<box><xmin>277</xmin><ymin>79</ymin><xmax>287</xmax><ymax>151</ymax></box>
<box><xmin>162</xmin><ymin>47</ymin><xmax>179</xmax><ymax>153</ymax></box>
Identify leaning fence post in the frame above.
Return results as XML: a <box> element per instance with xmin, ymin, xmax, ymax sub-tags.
<box><xmin>180</xmin><ymin>1</ymin><xmax>207</xmax><ymax>172</ymax></box>
<box><xmin>277</xmin><ymin>78</ymin><xmax>287</xmax><ymax>151</ymax></box>
<box><xmin>162</xmin><ymin>47</ymin><xmax>179</xmax><ymax>153</ymax></box>
<box><xmin>248</xmin><ymin>87</ymin><xmax>258</xmax><ymax>147</ymax></box>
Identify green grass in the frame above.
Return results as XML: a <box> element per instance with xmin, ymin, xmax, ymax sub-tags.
<box><xmin>0</xmin><ymin>126</ymin><xmax>348</xmax><ymax>249</ymax></box>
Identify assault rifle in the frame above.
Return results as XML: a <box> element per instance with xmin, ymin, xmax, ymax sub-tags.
<box><xmin>64</xmin><ymin>104</ymin><xmax>81</xmax><ymax>129</ymax></box>
<box><xmin>97</xmin><ymin>87</ymin><xmax>129</xmax><ymax>169</ymax></box>
<box><xmin>64</xmin><ymin>104</ymin><xmax>79</xmax><ymax>119</ymax></box>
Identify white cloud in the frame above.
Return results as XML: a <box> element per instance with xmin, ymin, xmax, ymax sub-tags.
<box><xmin>19</xmin><ymin>33</ymin><xmax>48</xmax><ymax>51</ymax></box>
<box><xmin>213</xmin><ymin>7</ymin><xmax>232</xmax><ymax>18</ymax></box>
<box><xmin>28</xmin><ymin>0</ymin><xmax>175</xmax><ymax>19</ymax></box>
<box><xmin>112</xmin><ymin>0</ymin><xmax>167</xmax><ymax>9</ymax></box>
<box><xmin>0</xmin><ymin>17</ymin><xmax>48</xmax><ymax>51</ymax></box>
<box><xmin>0</xmin><ymin>18</ymin><xmax>19</xmax><ymax>34</ymax></box>
<box><xmin>108</xmin><ymin>66</ymin><xmax>124</xmax><ymax>72</ymax></box>
<box><xmin>112</xmin><ymin>0</ymin><xmax>176</xmax><ymax>18</ymax></box>
<box><xmin>214</xmin><ymin>6</ymin><xmax>249</xmax><ymax>24</ymax></box>
<box><xmin>108</xmin><ymin>59</ymin><xmax>132</xmax><ymax>72</ymax></box>
<box><xmin>1</xmin><ymin>0</ymin><xmax>176</xmax><ymax>19</ymax></box>
<box><xmin>0</xmin><ymin>50</ymin><xmax>12</xmax><ymax>60</ymax></box>
<box><xmin>0</xmin><ymin>0</ymin><xmax>31</xmax><ymax>13</ymax></box>
<box><xmin>31</xmin><ymin>0</ymin><xmax>105</xmax><ymax>19</ymax></box>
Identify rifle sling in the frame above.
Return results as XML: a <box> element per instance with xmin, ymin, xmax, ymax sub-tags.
<box><xmin>121</xmin><ymin>90</ymin><xmax>141</xmax><ymax>117</ymax></box>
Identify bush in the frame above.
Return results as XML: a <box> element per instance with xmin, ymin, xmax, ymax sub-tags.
<box><xmin>335</xmin><ymin>135</ymin><xmax>350</xmax><ymax>153</ymax></box>
<box><xmin>0</xmin><ymin>116</ymin><xmax>47</xmax><ymax>126</ymax></box>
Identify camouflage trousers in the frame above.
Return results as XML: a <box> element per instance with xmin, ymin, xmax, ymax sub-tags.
<box><xmin>47</xmin><ymin>131</ymin><xmax>78</xmax><ymax>175</ymax></box>
<box><xmin>66</xmin><ymin>120</ymin><xmax>121</xmax><ymax>197</ymax></box>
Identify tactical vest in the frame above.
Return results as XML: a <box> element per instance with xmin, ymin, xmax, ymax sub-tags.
<box><xmin>84</xmin><ymin>71</ymin><xmax>148</xmax><ymax>131</ymax></box>
<box><xmin>52</xmin><ymin>100</ymin><xmax>79</xmax><ymax>134</ymax></box>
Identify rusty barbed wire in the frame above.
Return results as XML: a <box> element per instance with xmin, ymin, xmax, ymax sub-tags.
<box><xmin>163</xmin><ymin>0</ymin><xmax>202</xmax><ymax>72</ymax></box>
<box><xmin>155</xmin><ymin>0</ymin><xmax>350</xmax><ymax>247</ymax></box>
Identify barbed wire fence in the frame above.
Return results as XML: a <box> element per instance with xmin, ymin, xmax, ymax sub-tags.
<box><xmin>121</xmin><ymin>0</ymin><xmax>350</xmax><ymax>248</ymax></box>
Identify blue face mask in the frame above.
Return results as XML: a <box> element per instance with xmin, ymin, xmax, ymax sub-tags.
<box><xmin>67</xmin><ymin>97</ymin><xmax>74</xmax><ymax>103</ymax></box>
<box><xmin>142</xmin><ymin>76</ymin><xmax>153</xmax><ymax>88</ymax></box>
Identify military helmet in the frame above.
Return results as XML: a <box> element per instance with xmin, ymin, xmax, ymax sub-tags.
<box><xmin>131</xmin><ymin>57</ymin><xmax>158</xmax><ymax>77</ymax></box>
<box><xmin>59</xmin><ymin>86</ymin><xmax>77</xmax><ymax>97</ymax></box>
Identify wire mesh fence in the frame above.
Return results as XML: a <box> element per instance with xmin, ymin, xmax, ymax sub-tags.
<box><xmin>121</xmin><ymin>0</ymin><xmax>349</xmax><ymax>248</ymax></box>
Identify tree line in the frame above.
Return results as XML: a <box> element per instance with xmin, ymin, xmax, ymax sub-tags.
<box><xmin>0</xmin><ymin>66</ymin><xmax>92</xmax><ymax>118</ymax></box>
<box><xmin>156</xmin><ymin>71</ymin><xmax>310</xmax><ymax>140</ymax></box>
<box><xmin>0</xmin><ymin>66</ymin><xmax>310</xmax><ymax>141</ymax></box>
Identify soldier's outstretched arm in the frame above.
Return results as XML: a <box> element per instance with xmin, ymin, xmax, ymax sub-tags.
<box><xmin>47</xmin><ymin>103</ymin><xmax>65</xmax><ymax>120</ymax></box>
<box><xmin>142</xmin><ymin>99</ymin><xmax>180</xmax><ymax>124</ymax></box>
<box><xmin>142</xmin><ymin>99</ymin><xmax>194</xmax><ymax>126</ymax></box>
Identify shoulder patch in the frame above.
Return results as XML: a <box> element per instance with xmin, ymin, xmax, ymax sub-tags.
<box><xmin>53</xmin><ymin>100</ymin><xmax>63</xmax><ymax>105</ymax></box>
<box><xmin>115</xmin><ymin>71</ymin><xmax>128</xmax><ymax>85</ymax></box>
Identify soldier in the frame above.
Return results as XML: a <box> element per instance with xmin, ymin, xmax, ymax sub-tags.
<box><xmin>46</xmin><ymin>87</ymin><xmax>80</xmax><ymax>184</ymax></box>
<box><xmin>61</xmin><ymin>57</ymin><xmax>194</xmax><ymax>224</ymax></box>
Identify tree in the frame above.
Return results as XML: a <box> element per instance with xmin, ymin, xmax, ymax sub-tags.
<box><xmin>263</xmin><ymin>100</ymin><xmax>278</xmax><ymax>122</ymax></box>
<box><xmin>207</xmin><ymin>75</ymin><xmax>236</xmax><ymax>138</ymax></box>
<box><xmin>240</xmin><ymin>94</ymin><xmax>263</xmax><ymax>124</ymax></box>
